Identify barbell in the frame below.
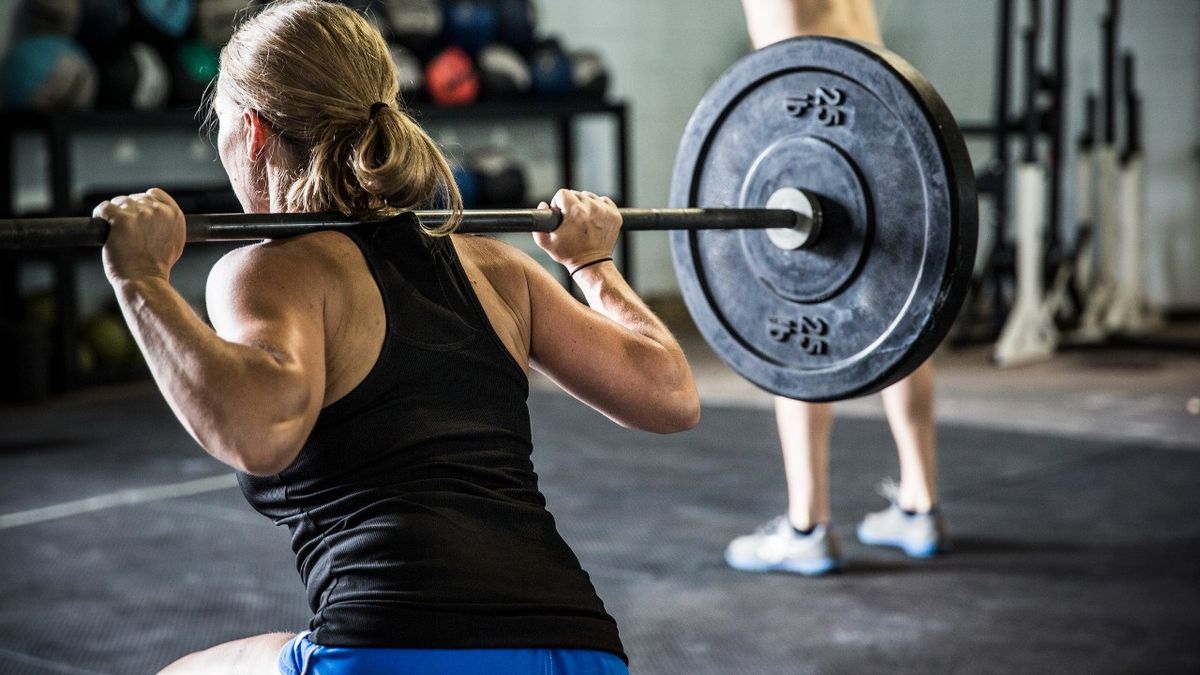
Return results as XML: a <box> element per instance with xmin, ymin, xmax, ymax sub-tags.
<box><xmin>0</xmin><ymin>37</ymin><xmax>977</xmax><ymax>402</ymax></box>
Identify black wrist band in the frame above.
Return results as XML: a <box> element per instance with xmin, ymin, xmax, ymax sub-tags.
<box><xmin>568</xmin><ymin>257</ymin><xmax>613</xmax><ymax>279</ymax></box>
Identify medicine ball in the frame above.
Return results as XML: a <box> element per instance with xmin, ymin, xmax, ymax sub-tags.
<box><xmin>82</xmin><ymin>310</ymin><xmax>136</xmax><ymax>368</ymax></box>
<box><xmin>170</xmin><ymin>39</ymin><xmax>218</xmax><ymax>105</ymax></box>
<box><xmin>467</xmin><ymin>148</ymin><xmax>526</xmax><ymax>207</ymax></box>
<box><xmin>569</xmin><ymin>49</ymin><xmax>608</xmax><ymax>99</ymax></box>
<box><xmin>130</xmin><ymin>0</ymin><xmax>195</xmax><ymax>46</ymax></box>
<box><xmin>452</xmin><ymin>163</ymin><xmax>480</xmax><ymax>208</ymax></box>
<box><xmin>476</xmin><ymin>42</ymin><xmax>530</xmax><ymax>99</ymax></box>
<box><xmin>425</xmin><ymin>45</ymin><xmax>478</xmax><ymax>107</ymax></box>
<box><xmin>96</xmin><ymin>41</ymin><xmax>170</xmax><ymax>109</ymax></box>
<box><xmin>442</xmin><ymin>0</ymin><xmax>496</xmax><ymax>55</ymax></box>
<box><xmin>529</xmin><ymin>38</ymin><xmax>572</xmax><ymax>98</ymax></box>
<box><xmin>194</xmin><ymin>0</ymin><xmax>247</xmax><ymax>46</ymax></box>
<box><xmin>15</xmin><ymin>0</ymin><xmax>82</xmax><ymax>37</ymax></box>
<box><xmin>389</xmin><ymin>43</ymin><xmax>425</xmax><ymax>102</ymax></box>
<box><xmin>1</xmin><ymin>35</ymin><xmax>98</xmax><ymax>111</ymax></box>
<box><xmin>495</xmin><ymin>0</ymin><xmax>535</xmax><ymax>54</ymax></box>
<box><xmin>382</xmin><ymin>0</ymin><xmax>443</xmax><ymax>58</ymax></box>
<box><xmin>77</xmin><ymin>0</ymin><xmax>132</xmax><ymax>53</ymax></box>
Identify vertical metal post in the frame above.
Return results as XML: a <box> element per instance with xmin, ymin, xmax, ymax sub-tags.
<box><xmin>990</xmin><ymin>0</ymin><xmax>1015</xmax><ymax>334</ymax></box>
<box><xmin>615</xmin><ymin>102</ymin><xmax>634</xmax><ymax>290</ymax></box>
<box><xmin>0</xmin><ymin>117</ymin><xmax>17</xmax><ymax>320</ymax></box>
<box><xmin>49</xmin><ymin>115</ymin><xmax>78</xmax><ymax>392</ymax></box>
<box><xmin>556</xmin><ymin>115</ymin><xmax>575</xmax><ymax>290</ymax></box>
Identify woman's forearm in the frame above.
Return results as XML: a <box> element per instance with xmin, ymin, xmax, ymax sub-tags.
<box><xmin>572</xmin><ymin>262</ymin><xmax>700</xmax><ymax>430</ymax></box>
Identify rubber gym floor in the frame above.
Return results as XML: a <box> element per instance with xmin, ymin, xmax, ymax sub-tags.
<box><xmin>1</xmin><ymin>326</ymin><xmax>1198</xmax><ymax>674</ymax></box>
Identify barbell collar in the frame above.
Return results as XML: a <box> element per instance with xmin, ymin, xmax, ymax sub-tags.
<box><xmin>0</xmin><ymin>207</ymin><xmax>811</xmax><ymax>249</ymax></box>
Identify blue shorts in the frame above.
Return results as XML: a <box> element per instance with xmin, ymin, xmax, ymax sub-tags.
<box><xmin>278</xmin><ymin>632</ymin><xmax>629</xmax><ymax>675</ymax></box>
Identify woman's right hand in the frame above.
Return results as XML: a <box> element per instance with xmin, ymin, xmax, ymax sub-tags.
<box><xmin>533</xmin><ymin>189</ymin><xmax>621</xmax><ymax>271</ymax></box>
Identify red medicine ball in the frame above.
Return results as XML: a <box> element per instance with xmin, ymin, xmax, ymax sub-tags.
<box><xmin>425</xmin><ymin>46</ymin><xmax>480</xmax><ymax>107</ymax></box>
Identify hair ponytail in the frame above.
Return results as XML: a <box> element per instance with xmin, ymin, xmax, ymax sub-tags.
<box><xmin>212</xmin><ymin>0</ymin><xmax>462</xmax><ymax>235</ymax></box>
<box><xmin>352</xmin><ymin>105</ymin><xmax>462</xmax><ymax>235</ymax></box>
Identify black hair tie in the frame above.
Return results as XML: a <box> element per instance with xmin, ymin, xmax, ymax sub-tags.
<box><xmin>368</xmin><ymin>101</ymin><xmax>388</xmax><ymax>120</ymax></box>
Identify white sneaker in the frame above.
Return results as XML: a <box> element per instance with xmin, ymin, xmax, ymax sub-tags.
<box><xmin>856</xmin><ymin>479</ymin><xmax>949</xmax><ymax>558</ymax></box>
<box><xmin>725</xmin><ymin>516</ymin><xmax>842</xmax><ymax>575</ymax></box>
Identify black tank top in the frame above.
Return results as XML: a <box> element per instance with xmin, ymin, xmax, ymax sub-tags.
<box><xmin>236</xmin><ymin>216</ymin><xmax>625</xmax><ymax>660</ymax></box>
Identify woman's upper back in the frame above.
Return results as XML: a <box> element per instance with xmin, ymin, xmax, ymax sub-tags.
<box><xmin>213</xmin><ymin>222</ymin><xmax>534</xmax><ymax>411</ymax></box>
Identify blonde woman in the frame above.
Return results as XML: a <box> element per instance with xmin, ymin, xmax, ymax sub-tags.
<box><xmin>95</xmin><ymin>1</ymin><xmax>698</xmax><ymax>672</ymax></box>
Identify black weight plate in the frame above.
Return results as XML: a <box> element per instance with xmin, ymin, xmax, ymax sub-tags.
<box><xmin>670</xmin><ymin>37</ymin><xmax>977</xmax><ymax>402</ymax></box>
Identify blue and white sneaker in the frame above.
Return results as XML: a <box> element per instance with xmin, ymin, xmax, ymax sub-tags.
<box><xmin>856</xmin><ymin>479</ymin><xmax>949</xmax><ymax>558</ymax></box>
<box><xmin>725</xmin><ymin>516</ymin><xmax>842</xmax><ymax>576</ymax></box>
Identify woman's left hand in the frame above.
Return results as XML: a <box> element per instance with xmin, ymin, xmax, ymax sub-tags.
<box><xmin>96</xmin><ymin>187</ymin><xmax>187</xmax><ymax>284</ymax></box>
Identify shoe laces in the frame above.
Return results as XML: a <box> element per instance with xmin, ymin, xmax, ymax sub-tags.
<box><xmin>875</xmin><ymin>477</ymin><xmax>902</xmax><ymax>505</ymax></box>
<box><xmin>756</xmin><ymin>515</ymin><xmax>792</xmax><ymax>535</ymax></box>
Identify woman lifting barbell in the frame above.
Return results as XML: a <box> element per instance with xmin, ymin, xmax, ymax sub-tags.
<box><xmin>94</xmin><ymin>1</ymin><xmax>698</xmax><ymax>672</ymax></box>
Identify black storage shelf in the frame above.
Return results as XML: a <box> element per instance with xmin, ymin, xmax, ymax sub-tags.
<box><xmin>0</xmin><ymin>99</ymin><xmax>631</xmax><ymax>396</ymax></box>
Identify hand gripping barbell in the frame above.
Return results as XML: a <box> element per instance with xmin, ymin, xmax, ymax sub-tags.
<box><xmin>0</xmin><ymin>37</ymin><xmax>977</xmax><ymax>402</ymax></box>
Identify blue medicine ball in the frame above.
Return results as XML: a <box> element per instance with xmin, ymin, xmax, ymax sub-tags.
<box><xmin>452</xmin><ymin>163</ymin><xmax>480</xmax><ymax>208</ymax></box>
<box><xmin>529</xmin><ymin>39</ymin><xmax>572</xmax><ymax>98</ymax></box>
<box><xmin>443</xmin><ymin>0</ymin><xmax>497</xmax><ymax>55</ymax></box>
<box><xmin>495</xmin><ymin>0</ymin><xmax>535</xmax><ymax>53</ymax></box>
<box><xmin>135</xmin><ymin>0</ymin><xmax>194</xmax><ymax>40</ymax></box>
<box><xmin>1</xmin><ymin>35</ymin><xmax>98</xmax><ymax>110</ymax></box>
<box><xmin>78</xmin><ymin>0</ymin><xmax>132</xmax><ymax>53</ymax></box>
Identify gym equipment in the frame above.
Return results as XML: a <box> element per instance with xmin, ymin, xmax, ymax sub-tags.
<box><xmin>389</xmin><ymin>44</ymin><xmax>425</xmax><ymax>101</ymax></box>
<box><xmin>130</xmin><ymin>0</ymin><xmax>195</xmax><ymax>46</ymax></box>
<box><xmin>1076</xmin><ymin>0</ymin><xmax>1120</xmax><ymax>340</ymax></box>
<box><xmin>569</xmin><ymin>49</ymin><xmax>608</xmax><ymax>99</ymax></box>
<box><xmin>452</xmin><ymin>164</ymin><xmax>481</xmax><ymax>208</ymax></box>
<box><xmin>82</xmin><ymin>310</ymin><xmax>136</xmax><ymax>367</ymax></box>
<box><xmin>15</xmin><ymin>0</ymin><xmax>82</xmax><ymax>36</ymax></box>
<box><xmin>994</xmin><ymin>24</ymin><xmax>1057</xmax><ymax>367</ymax></box>
<box><xmin>383</xmin><ymin>0</ymin><xmax>443</xmax><ymax>58</ymax></box>
<box><xmin>495</xmin><ymin>0</ymin><xmax>535</xmax><ymax>54</ymax></box>
<box><xmin>95</xmin><ymin>41</ymin><xmax>170</xmax><ymax>110</ymax></box>
<box><xmin>425</xmin><ymin>46</ymin><xmax>479</xmax><ymax>106</ymax></box>
<box><xmin>0</xmin><ymin>37</ymin><xmax>977</xmax><ymax>403</ymax></box>
<box><xmin>529</xmin><ymin>39</ymin><xmax>572</xmax><ymax>98</ymax></box>
<box><xmin>169</xmin><ymin>39</ymin><xmax>219</xmax><ymax>106</ymax></box>
<box><xmin>669</xmin><ymin>37</ymin><xmax>974</xmax><ymax>400</ymax></box>
<box><xmin>1</xmin><ymin>35</ymin><xmax>98</xmax><ymax>111</ymax></box>
<box><xmin>194</xmin><ymin>0</ymin><xmax>246</xmax><ymax>46</ymax></box>
<box><xmin>1105</xmin><ymin>51</ymin><xmax>1157</xmax><ymax>333</ymax></box>
<box><xmin>466</xmin><ymin>148</ymin><xmax>527</xmax><ymax>207</ymax></box>
<box><xmin>442</xmin><ymin>0</ymin><xmax>496</xmax><ymax>55</ymax></box>
<box><xmin>477</xmin><ymin>43</ymin><xmax>531</xmax><ymax>98</ymax></box>
<box><xmin>77</xmin><ymin>0</ymin><xmax>131</xmax><ymax>53</ymax></box>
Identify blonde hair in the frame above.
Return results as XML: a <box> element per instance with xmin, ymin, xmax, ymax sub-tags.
<box><xmin>209</xmin><ymin>0</ymin><xmax>461</xmax><ymax>235</ymax></box>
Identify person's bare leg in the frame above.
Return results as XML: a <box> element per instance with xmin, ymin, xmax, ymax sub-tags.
<box><xmin>880</xmin><ymin>361</ymin><xmax>937</xmax><ymax>512</ymax></box>
<box><xmin>775</xmin><ymin>397</ymin><xmax>833</xmax><ymax>529</ymax></box>
<box><xmin>747</xmin><ymin>0</ymin><xmax>885</xmax><ymax>531</ymax></box>
<box><xmin>157</xmin><ymin>632</ymin><xmax>294</xmax><ymax>675</ymax></box>
<box><xmin>741</xmin><ymin>0</ymin><xmax>882</xmax><ymax>48</ymax></box>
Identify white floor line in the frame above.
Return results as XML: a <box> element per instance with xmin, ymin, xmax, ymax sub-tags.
<box><xmin>0</xmin><ymin>474</ymin><xmax>238</xmax><ymax>531</ymax></box>
<box><xmin>0</xmin><ymin>646</ymin><xmax>109</xmax><ymax>675</ymax></box>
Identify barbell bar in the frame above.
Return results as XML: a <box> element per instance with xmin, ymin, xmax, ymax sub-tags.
<box><xmin>0</xmin><ymin>205</ymin><xmax>817</xmax><ymax>249</ymax></box>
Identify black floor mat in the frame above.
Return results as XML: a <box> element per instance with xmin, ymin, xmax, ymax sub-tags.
<box><xmin>1</xmin><ymin>388</ymin><xmax>1197</xmax><ymax>674</ymax></box>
